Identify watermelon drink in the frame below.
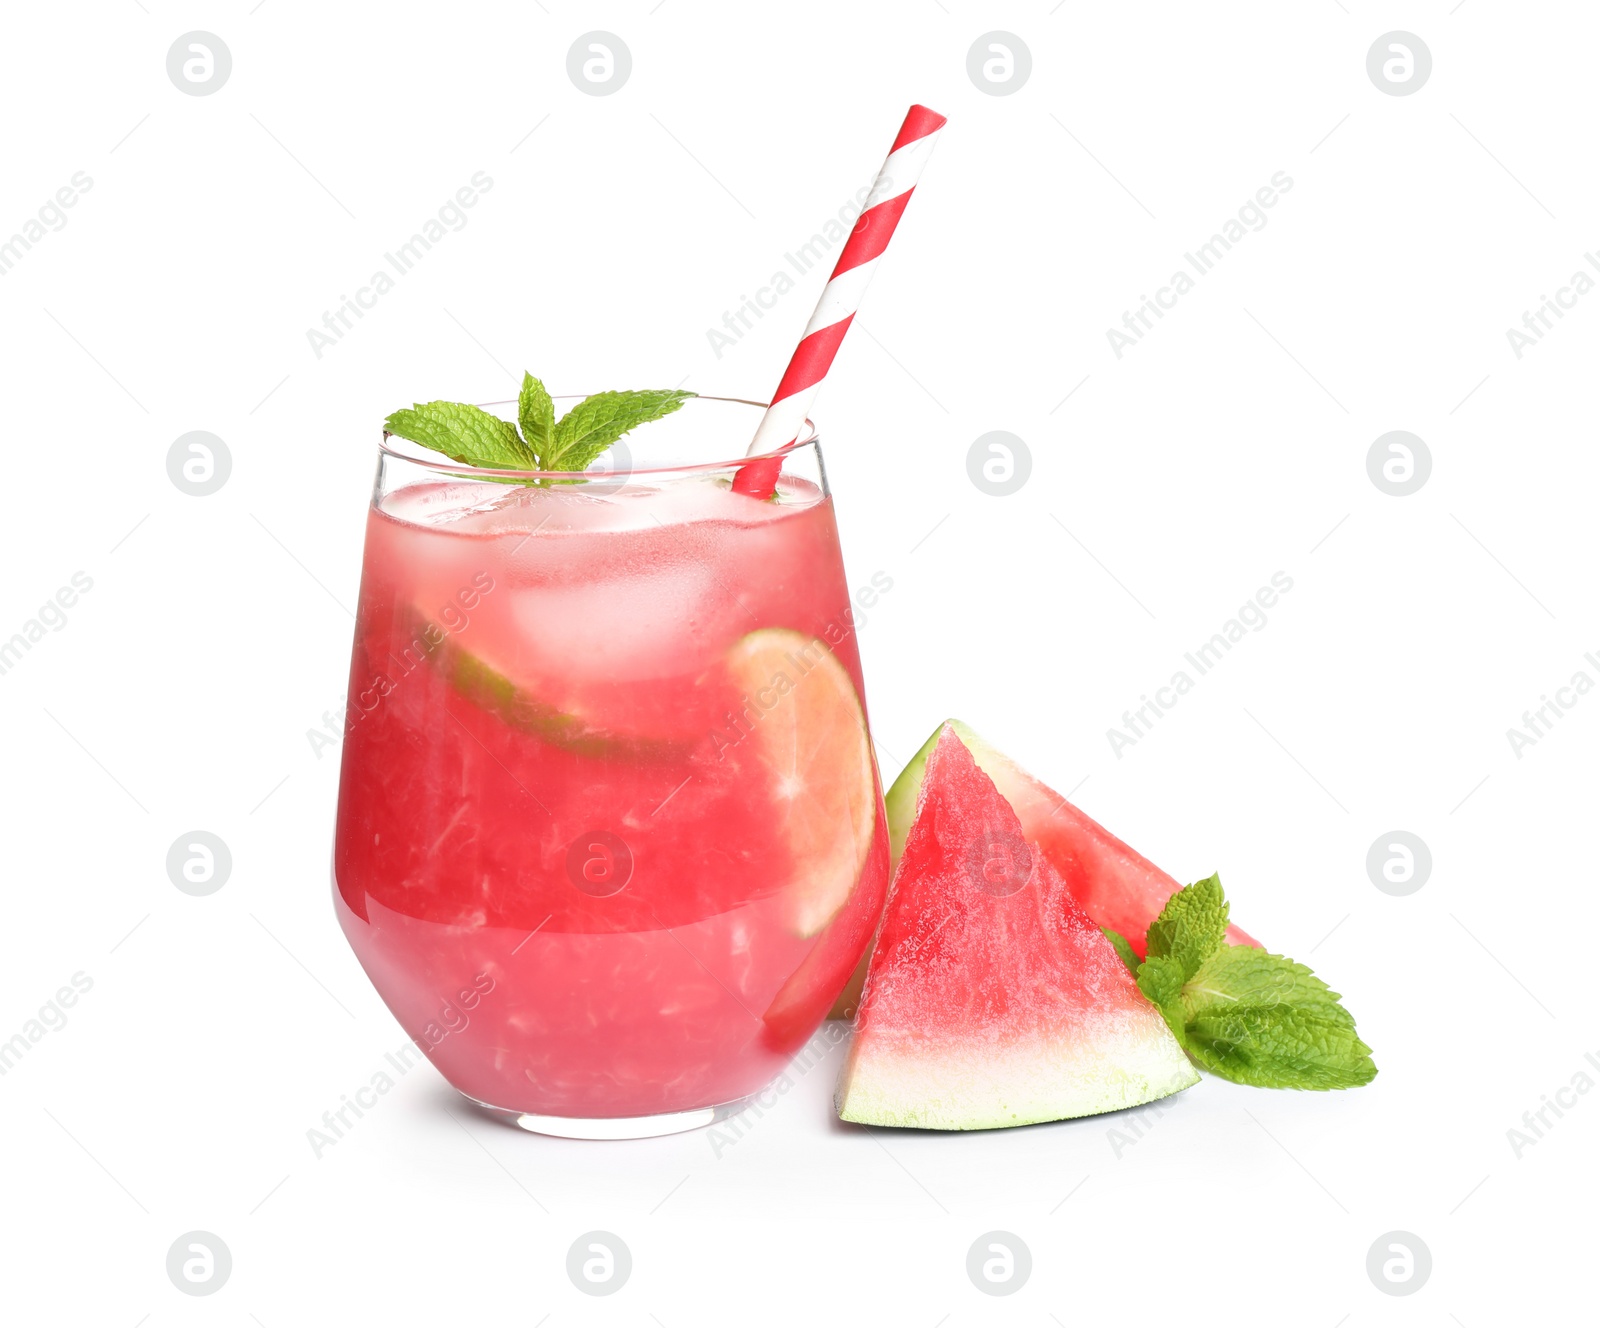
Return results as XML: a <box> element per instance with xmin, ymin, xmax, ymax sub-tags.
<box><xmin>333</xmin><ymin>398</ymin><xmax>890</xmax><ymax>1136</ymax></box>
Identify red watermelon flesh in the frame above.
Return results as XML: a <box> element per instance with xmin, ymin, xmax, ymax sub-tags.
<box><xmin>887</xmin><ymin>720</ymin><xmax>1259</xmax><ymax>960</ymax></box>
<box><xmin>828</xmin><ymin>718</ymin><xmax>1259</xmax><ymax>1018</ymax></box>
<box><xmin>835</xmin><ymin>725</ymin><xmax>1197</xmax><ymax>1130</ymax></box>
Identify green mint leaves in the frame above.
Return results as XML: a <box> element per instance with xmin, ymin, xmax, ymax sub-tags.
<box><xmin>517</xmin><ymin>373</ymin><xmax>556</xmax><ymax>458</ymax></box>
<box><xmin>547</xmin><ymin>389</ymin><xmax>696</xmax><ymax>474</ymax></box>
<box><xmin>1181</xmin><ymin>946</ymin><xmax>1376</xmax><ymax>1090</ymax></box>
<box><xmin>1122</xmin><ymin>876</ymin><xmax>1377</xmax><ymax>1091</ymax></box>
<box><xmin>1144</xmin><ymin>871</ymin><xmax>1230</xmax><ymax>978</ymax></box>
<box><xmin>1102</xmin><ymin>926</ymin><xmax>1140</xmax><ymax>977</ymax></box>
<box><xmin>1135</xmin><ymin>954</ymin><xmax>1190</xmax><ymax>1045</ymax></box>
<box><xmin>385</xmin><ymin>373</ymin><xmax>694</xmax><ymax>481</ymax></box>
<box><xmin>384</xmin><ymin>399</ymin><xmax>535</xmax><ymax>471</ymax></box>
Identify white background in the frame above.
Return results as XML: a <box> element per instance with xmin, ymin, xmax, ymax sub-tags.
<box><xmin>0</xmin><ymin>2</ymin><xmax>1593</xmax><ymax>1323</ymax></box>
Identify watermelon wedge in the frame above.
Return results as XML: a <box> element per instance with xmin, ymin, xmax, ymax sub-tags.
<box><xmin>835</xmin><ymin>725</ymin><xmax>1197</xmax><ymax>1129</ymax></box>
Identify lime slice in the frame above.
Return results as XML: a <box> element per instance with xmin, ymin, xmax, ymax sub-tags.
<box><xmin>418</xmin><ymin>615</ymin><xmax>600</xmax><ymax>749</ymax></box>
<box><xmin>410</xmin><ymin>603</ymin><xmax>704</xmax><ymax>756</ymax></box>
<box><xmin>725</xmin><ymin>629</ymin><xmax>877</xmax><ymax>936</ymax></box>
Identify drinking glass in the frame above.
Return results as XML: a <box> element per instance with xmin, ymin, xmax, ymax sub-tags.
<box><xmin>333</xmin><ymin>396</ymin><xmax>890</xmax><ymax>1138</ymax></box>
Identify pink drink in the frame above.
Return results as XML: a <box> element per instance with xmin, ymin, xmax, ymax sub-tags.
<box><xmin>334</xmin><ymin>426</ymin><xmax>889</xmax><ymax>1132</ymax></box>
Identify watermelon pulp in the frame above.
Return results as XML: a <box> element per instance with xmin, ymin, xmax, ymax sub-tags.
<box><xmin>835</xmin><ymin>725</ymin><xmax>1197</xmax><ymax>1129</ymax></box>
<box><xmin>891</xmin><ymin>720</ymin><xmax>1259</xmax><ymax>956</ymax></box>
<box><xmin>829</xmin><ymin>718</ymin><xmax>1257</xmax><ymax>1018</ymax></box>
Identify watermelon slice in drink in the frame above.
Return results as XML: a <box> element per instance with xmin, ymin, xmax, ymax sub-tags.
<box><xmin>835</xmin><ymin>725</ymin><xmax>1197</xmax><ymax>1129</ymax></box>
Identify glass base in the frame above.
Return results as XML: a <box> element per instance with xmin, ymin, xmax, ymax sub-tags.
<box><xmin>466</xmin><ymin>1092</ymin><xmax>756</xmax><ymax>1140</ymax></box>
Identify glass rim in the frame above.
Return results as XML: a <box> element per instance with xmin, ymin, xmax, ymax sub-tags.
<box><xmin>378</xmin><ymin>393</ymin><xmax>818</xmax><ymax>481</ymax></box>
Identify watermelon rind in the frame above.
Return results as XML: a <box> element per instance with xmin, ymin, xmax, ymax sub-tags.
<box><xmin>837</xmin><ymin>1020</ymin><xmax>1198</xmax><ymax>1130</ymax></box>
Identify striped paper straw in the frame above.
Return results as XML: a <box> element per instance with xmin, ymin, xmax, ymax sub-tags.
<box><xmin>732</xmin><ymin>104</ymin><xmax>947</xmax><ymax>498</ymax></box>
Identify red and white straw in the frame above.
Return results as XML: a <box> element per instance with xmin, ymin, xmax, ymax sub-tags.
<box><xmin>732</xmin><ymin>104</ymin><xmax>947</xmax><ymax>498</ymax></box>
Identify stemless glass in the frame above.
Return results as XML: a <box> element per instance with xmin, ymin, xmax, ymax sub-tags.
<box><xmin>332</xmin><ymin>396</ymin><xmax>890</xmax><ymax>1138</ymax></box>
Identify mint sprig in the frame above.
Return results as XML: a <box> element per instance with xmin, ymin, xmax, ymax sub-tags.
<box><xmin>385</xmin><ymin>372</ymin><xmax>694</xmax><ymax>482</ymax></box>
<box><xmin>1111</xmin><ymin>876</ymin><xmax>1377</xmax><ymax>1091</ymax></box>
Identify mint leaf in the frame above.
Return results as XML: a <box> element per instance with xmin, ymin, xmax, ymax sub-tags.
<box><xmin>1183</xmin><ymin>945</ymin><xmax>1355</xmax><ymax>1028</ymax></box>
<box><xmin>1136</xmin><ymin>954</ymin><xmax>1189</xmax><ymax>1047</ymax></box>
<box><xmin>1144</xmin><ymin>872</ymin><xmax>1230</xmax><ymax>980</ymax></box>
<box><xmin>517</xmin><ymin>373</ymin><xmax>555</xmax><ymax>460</ymax></box>
<box><xmin>385</xmin><ymin>401</ymin><xmax>535</xmax><ymax>471</ymax></box>
<box><xmin>1180</xmin><ymin>946</ymin><xmax>1376</xmax><ymax>1090</ymax></box>
<box><xmin>1102</xmin><ymin>926</ymin><xmax>1140</xmax><ymax>977</ymax></box>
<box><xmin>548</xmin><ymin>389</ymin><xmax>694</xmax><ymax>474</ymax></box>
<box><xmin>1128</xmin><ymin>874</ymin><xmax>1376</xmax><ymax>1090</ymax></box>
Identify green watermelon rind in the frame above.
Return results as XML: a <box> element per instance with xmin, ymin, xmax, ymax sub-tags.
<box><xmin>836</xmin><ymin>1020</ymin><xmax>1198</xmax><ymax>1130</ymax></box>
